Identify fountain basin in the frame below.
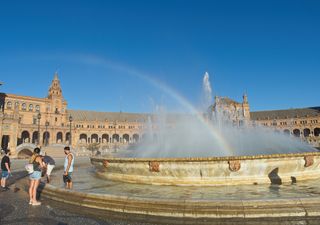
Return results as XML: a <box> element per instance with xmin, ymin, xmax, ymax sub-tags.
<box><xmin>91</xmin><ymin>152</ymin><xmax>320</xmax><ymax>186</ymax></box>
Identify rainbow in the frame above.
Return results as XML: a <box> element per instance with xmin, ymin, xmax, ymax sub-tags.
<box><xmin>58</xmin><ymin>53</ymin><xmax>234</xmax><ymax>156</ymax></box>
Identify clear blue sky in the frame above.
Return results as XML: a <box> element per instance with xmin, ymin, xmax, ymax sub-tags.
<box><xmin>0</xmin><ymin>0</ymin><xmax>319</xmax><ymax>113</ymax></box>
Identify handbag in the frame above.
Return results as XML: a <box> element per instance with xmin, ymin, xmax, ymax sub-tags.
<box><xmin>25</xmin><ymin>163</ymin><xmax>34</xmax><ymax>174</ymax></box>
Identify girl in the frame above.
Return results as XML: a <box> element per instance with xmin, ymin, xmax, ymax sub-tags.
<box><xmin>29</xmin><ymin>147</ymin><xmax>44</xmax><ymax>206</ymax></box>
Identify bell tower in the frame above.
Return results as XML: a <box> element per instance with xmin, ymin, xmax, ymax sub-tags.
<box><xmin>47</xmin><ymin>72</ymin><xmax>67</xmax><ymax>117</ymax></box>
<box><xmin>242</xmin><ymin>93</ymin><xmax>250</xmax><ymax>120</ymax></box>
<box><xmin>48</xmin><ymin>72</ymin><xmax>63</xmax><ymax>100</ymax></box>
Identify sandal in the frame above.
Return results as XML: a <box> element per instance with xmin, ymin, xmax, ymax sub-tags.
<box><xmin>32</xmin><ymin>201</ymin><xmax>41</xmax><ymax>206</ymax></box>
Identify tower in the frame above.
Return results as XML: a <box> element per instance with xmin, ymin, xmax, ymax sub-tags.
<box><xmin>47</xmin><ymin>72</ymin><xmax>66</xmax><ymax>114</ymax></box>
<box><xmin>48</xmin><ymin>72</ymin><xmax>63</xmax><ymax>100</ymax></box>
<box><xmin>242</xmin><ymin>93</ymin><xmax>250</xmax><ymax>120</ymax></box>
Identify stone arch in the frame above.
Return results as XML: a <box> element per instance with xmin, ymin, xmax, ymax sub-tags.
<box><xmin>21</xmin><ymin>130</ymin><xmax>30</xmax><ymax>143</ymax></box>
<box><xmin>102</xmin><ymin>134</ymin><xmax>109</xmax><ymax>143</ymax></box>
<box><xmin>133</xmin><ymin>133</ymin><xmax>140</xmax><ymax>143</ymax></box>
<box><xmin>80</xmin><ymin>133</ymin><xmax>87</xmax><ymax>143</ymax></box>
<box><xmin>43</xmin><ymin>131</ymin><xmax>50</xmax><ymax>145</ymax></box>
<box><xmin>32</xmin><ymin>131</ymin><xmax>39</xmax><ymax>144</ymax></box>
<box><xmin>17</xmin><ymin>149</ymin><xmax>33</xmax><ymax>159</ymax></box>
<box><xmin>56</xmin><ymin>132</ymin><xmax>63</xmax><ymax>143</ymax></box>
<box><xmin>315</xmin><ymin>128</ymin><xmax>320</xmax><ymax>137</ymax></box>
<box><xmin>293</xmin><ymin>129</ymin><xmax>300</xmax><ymax>137</ymax></box>
<box><xmin>66</xmin><ymin>132</ymin><xmax>71</xmax><ymax>143</ymax></box>
<box><xmin>112</xmin><ymin>134</ymin><xmax>119</xmax><ymax>143</ymax></box>
<box><xmin>123</xmin><ymin>134</ymin><xmax>129</xmax><ymax>143</ymax></box>
<box><xmin>91</xmin><ymin>134</ymin><xmax>98</xmax><ymax>143</ymax></box>
<box><xmin>16</xmin><ymin>143</ymin><xmax>37</xmax><ymax>159</ymax></box>
<box><xmin>283</xmin><ymin>129</ymin><xmax>290</xmax><ymax>135</ymax></box>
<box><xmin>303</xmin><ymin>128</ymin><xmax>311</xmax><ymax>137</ymax></box>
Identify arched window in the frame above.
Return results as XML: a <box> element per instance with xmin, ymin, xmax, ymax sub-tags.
<box><xmin>15</xmin><ymin>101</ymin><xmax>20</xmax><ymax>109</ymax></box>
<box><xmin>283</xmin><ymin>129</ymin><xmax>290</xmax><ymax>135</ymax></box>
<box><xmin>133</xmin><ymin>134</ymin><xmax>140</xmax><ymax>143</ymax></box>
<box><xmin>22</xmin><ymin>103</ymin><xmax>27</xmax><ymax>110</ymax></box>
<box><xmin>303</xmin><ymin>128</ymin><xmax>311</xmax><ymax>137</ymax></box>
<box><xmin>102</xmin><ymin>134</ymin><xmax>109</xmax><ymax>143</ymax></box>
<box><xmin>56</xmin><ymin>132</ymin><xmax>63</xmax><ymax>143</ymax></box>
<box><xmin>293</xmin><ymin>129</ymin><xmax>300</xmax><ymax>137</ymax></box>
<box><xmin>91</xmin><ymin>134</ymin><xmax>99</xmax><ymax>143</ymax></box>
<box><xmin>112</xmin><ymin>134</ymin><xmax>119</xmax><ymax>143</ymax></box>
<box><xmin>21</xmin><ymin>131</ymin><xmax>30</xmax><ymax>143</ymax></box>
<box><xmin>35</xmin><ymin>105</ymin><xmax>40</xmax><ymax>112</ymax></box>
<box><xmin>29</xmin><ymin>104</ymin><xmax>33</xmax><ymax>111</ymax></box>
<box><xmin>6</xmin><ymin>101</ymin><xmax>12</xmax><ymax>109</ymax></box>
<box><xmin>79</xmin><ymin>134</ymin><xmax>87</xmax><ymax>143</ymax></box>
<box><xmin>315</xmin><ymin>128</ymin><xmax>320</xmax><ymax>137</ymax></box>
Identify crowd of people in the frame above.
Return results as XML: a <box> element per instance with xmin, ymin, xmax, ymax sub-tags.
<box><xmin>0</xmin><ymin>146</ymin><xmax>75</xmax><ymax>207</ymax></box>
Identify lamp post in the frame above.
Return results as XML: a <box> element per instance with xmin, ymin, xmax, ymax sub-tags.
<box><xmin>37</xmin><ymin>112</ymin><xmax>41</xmax><ymax>145</ymax></box>
<box><xmin>114</xmin><ymin>121</ymin><xmax>117</xmax><ymax>152</ymax></box>
<box><xmin>69</xmin><ymin>115</ymin><xmax>73</xmax><ymax>146</ymax></box>
<box><xmin>45</xmin><ymin>121</ymin><xmax>49</xmax><ymax>146</ymax></box>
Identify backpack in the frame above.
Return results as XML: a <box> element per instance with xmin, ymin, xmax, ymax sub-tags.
<box><xmin>25</xmin><ymin>163</ymin><xmax>34</xmax><ymax>174</ymax></box>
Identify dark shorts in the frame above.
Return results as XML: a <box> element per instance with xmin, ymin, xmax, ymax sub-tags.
<box><xmin>63</xmin><ymin>172</ymin><xmax>72</xmax><ymax>183</ymax></box>
<box><xmin>1</xmin><ymin>171</ymin><xmax>9</xmax><ymax>179</ymax></box>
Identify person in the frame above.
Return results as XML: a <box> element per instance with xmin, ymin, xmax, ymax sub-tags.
<box><xmin>29</xmin><ymin>147</ymin><xmax>45</xmax><ymax>206</ymax></box>
<box><xmin>63</xmin><ymin>146</ymin><xmax>74</xmax><ymax>189</ymax></box>
<box><xmin>43</xmin><ymin>153</ymin><xmax>55</xmax><ymax>183</ymax></box>
<box><xmin>1</xmin><ymin>149</ymin><xmax>11</xmax><ymax>191</ymax></box>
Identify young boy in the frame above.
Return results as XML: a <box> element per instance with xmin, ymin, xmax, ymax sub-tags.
<box><xmin>63</xmin><ymin>146</ymin><xmax>74</xmax><ymax>189</ymax></box>
<box><xmin>1</xmin><ymin>149</ymin><xmax>11</xmax><ymax>191</ymax></box>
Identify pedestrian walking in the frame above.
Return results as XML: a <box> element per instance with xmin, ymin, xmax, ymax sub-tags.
<box><xmin>1</xmin><ymin>149</ymin><xmax>11</xmax><ymax>191</ymax></box>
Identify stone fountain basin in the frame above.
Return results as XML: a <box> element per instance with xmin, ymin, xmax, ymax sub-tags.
<box><xmin>91</xmin><ymin>152</ymin><xmax>320</xmax><ymax>186</ymax></box>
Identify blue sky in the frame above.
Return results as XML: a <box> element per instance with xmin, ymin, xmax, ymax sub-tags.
<box><xmin>0</xmin><ymin>0</ymin><xmax>319</xmax><ymax>113</ymax></box>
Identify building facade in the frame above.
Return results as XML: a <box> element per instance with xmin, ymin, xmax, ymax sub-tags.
<box><xmin>0</xmin><ymin>74</ymin><xmax>148</xmax><ymax>157</ymax></box>
<box><xmin>0</xmin><ymin>74</ymin><xmax>319</xmax><ymax>157</ymax></box>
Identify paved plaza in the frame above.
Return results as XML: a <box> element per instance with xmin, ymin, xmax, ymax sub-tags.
<box><xmin>0</xmin><ymin>158</ymin><xmax>320</xmax><ymax>225</ymax></box>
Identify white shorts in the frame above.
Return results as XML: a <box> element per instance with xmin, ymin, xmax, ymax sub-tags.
<box><xmin>46</xmin><ymin>164</ymin><xmax>55</xmax><ymax>176</ymax></box>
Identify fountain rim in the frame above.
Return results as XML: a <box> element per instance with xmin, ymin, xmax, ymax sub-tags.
<box><xmin>91</xmin><ymin>151</ymin><xmax>320</xmax><ymax>163</ymax></box>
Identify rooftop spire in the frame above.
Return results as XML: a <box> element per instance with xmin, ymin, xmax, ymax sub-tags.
<box><xmin>54</xmin><ymin>71</ymin><xmax>59</xmax><ymax>80</ymax></box>
<box><xmin>48</xmin><ymin>72</ymin><xmax>63</xmax><ymax>99</ymax></box>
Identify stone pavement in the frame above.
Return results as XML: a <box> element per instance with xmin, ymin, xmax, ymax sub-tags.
<box><xmin>1</xmin><ymin>162</ymin><xmax>320</xmax><ymax>225</ymax></box>
<box><xmin>0</xmin><ymin>171</ymin><xmax>154</xmax><ymax>225</ymax></box>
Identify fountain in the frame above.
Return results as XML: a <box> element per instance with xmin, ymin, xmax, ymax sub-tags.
<box><xmin>42</xmin><ymin>72</ymin><xmax>320</xmax><ymax>220</ymax></box>
<box><xmin>91</xmin><ymin>72</ymin><xmax>319</xmax><ymax>186</ymax></box>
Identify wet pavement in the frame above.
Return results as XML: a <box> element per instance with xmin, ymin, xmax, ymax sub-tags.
<box><xmin>51</xmin><ymin>164</ymin><xmax>320</xmax><ymax>201</ymax></box>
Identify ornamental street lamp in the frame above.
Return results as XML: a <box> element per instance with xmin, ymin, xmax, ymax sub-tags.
<box><xmin>45</xmin><ymin>121</ymin><xmax>49</xmax><ymax>146</ymax></box>
<box><xmin>114</xmin><ymin>121</ymin><xmax>117</xmax><ymax>152</ymax></box>
<box><xmin>37</xmin><ymin>112</ymin><xmax>41</xmax><ymax>145</ymax></box>
<box><xmin>69</xmin><ymin>115</ymin><xmax>73</xmax><ymax>146</ymax></box>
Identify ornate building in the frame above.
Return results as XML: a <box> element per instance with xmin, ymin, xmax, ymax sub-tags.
<box><xmin>251</xmin><ymin>107</ymin><xmax>320</xmax><ymax>147</ymax></box>
<box><xmin>0</xmin><ymin>74</ymin><xmax>319</xmax><ymax>157</ymax></box>
<box><xmin>0</xmin><ymin>74</ymin><xmax>148</xmax><ymax>157</ymax></box>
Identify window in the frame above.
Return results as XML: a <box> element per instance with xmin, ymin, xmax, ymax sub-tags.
<box><xmin>15</xmin><ymin>101</ymin><xmax>19</xmax><ymax>109</ymax></box>
<box><xmin>29</xmin><ymin>104</ymin><xmax>33</xmax><ymax>111</ymax></box>
<box><xmin>35</xmin><ymin>105</ymin><xmax>40</xmax><ymax>112</ymax></box>
<box><xmin>7</xmin><ymin>101</ymin><xmax>12</xmax><ymax>109</ymax></box>
<box><xmin>22</xmin><ymin>103</ymin><xmax>27</xmax><ymax>111</ymax></box>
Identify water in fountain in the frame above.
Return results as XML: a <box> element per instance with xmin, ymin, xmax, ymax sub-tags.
<box><xmin>124</xmin><ymin>72</ymin><xmax>316</xmax><ymax>158</ymax></box>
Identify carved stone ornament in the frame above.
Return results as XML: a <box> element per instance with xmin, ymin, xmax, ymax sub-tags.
<box><xmin>304</xmin><ymin>155</ymin><xmax>314</xmax><ymax>167</ymax></box>
<box><xmin>149</xmin><ymin>161</ymin><xmax>160</xmax><ymax>172</ymax></box>
<box><xmin>228</xmin><ymin>160</ymin><xmax>241</xmax><ymax>172</ymax></box>
<box><xmin>103</xmin><ymin>160</ymin><xmax>109</xmax><ymax>168</ymax></box>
